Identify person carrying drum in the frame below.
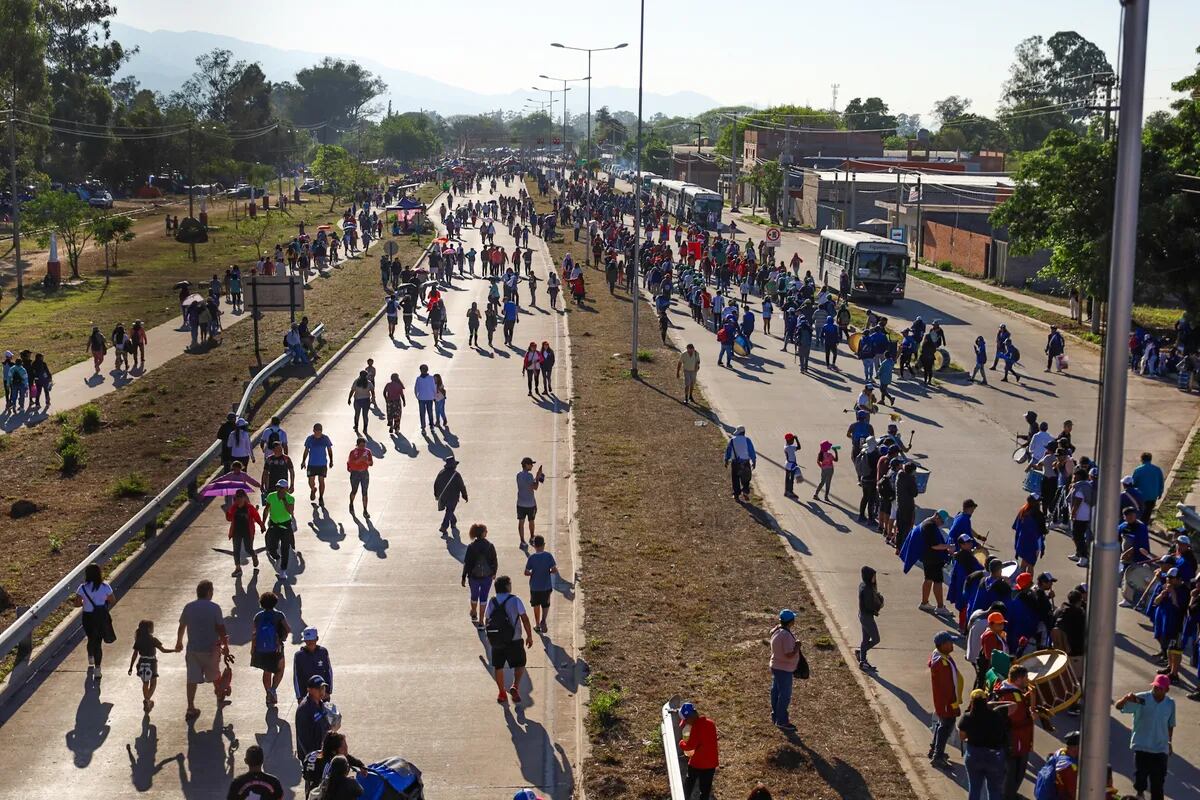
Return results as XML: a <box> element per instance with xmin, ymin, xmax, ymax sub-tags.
<box><xmin>991</xmin><ymin>663</ymin><xmax>1038</xmax><ymax>800</ymax></box>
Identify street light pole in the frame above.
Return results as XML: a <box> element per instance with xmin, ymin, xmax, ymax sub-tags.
<box><xmin>1078</xmin><ymin>2</ymin><xmax>1149</xmax><ymax>798</ymax></box>
<box><xmin>550</xmin><ymin>42</ymin><xmax>628</xmax><ymax>164</ymax></box>
<box><xmin>539</xmin><ymin>74</ymin><xmax>586</xmax><ymax>159</ymax></box>
<box><xmin>630</xmin><ymin>0</ymin><xmax>645</xmax><ymax>379</ymax></box>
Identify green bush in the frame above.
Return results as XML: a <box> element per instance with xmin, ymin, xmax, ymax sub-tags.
<box><xmin>636</xmin><ymin>349</ymin><xmax>655</xmax><ymax>363</ymax></box>
<box><xmin>110</xmin><ymin>472</ymin><xmax>150</xmax><ymax>498</ymax></box>
<box><xmin>587</xmin><ymin>688</ymin><xmax>623</xmax><ymax>734</ymax></box>
<box><xmin>57</xmin><ymin>441</ymin><xmax>86</xmax><ymax>475</ymax></box>
<box><xmin>48</xmin><ymin>536</ymin><xmax>62</xmax><ymax>554</ymax></box>
<box><xmin>78</xmin><ymin>404</ymin><xmax>102</xmax><ymax>433</ymax></box>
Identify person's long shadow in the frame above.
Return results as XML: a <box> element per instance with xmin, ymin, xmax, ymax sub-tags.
<box><xmin>127</xmin><ymin>717</ymin><xmax>175</xmax><ymax>792</ymax></box>
<box><xmin>892</xmin><ymin>406</ymin><xmax>942</xmax><ymax>429</ymax></box>
<box><xmin>540</xmin><ymin>634</ymin><xmax>580</xmax><ymax>693</ymax></box>
<box><xmin>84</xmin><ymin>373</ymin><xmax>105</xmax><ymax>387</ymax></box>
<box><xmin>174</xmin><ymin>710</ymin><xmax>238</xmax><ymax>799</ymax></box>
<box><xmin>65</xmin><ymin>677</ymin><xmax>112</xmax><ymax>767</ymax></box>
<box><xmin>225</xmin><ymin>571</ymin><xmax>261</xmax><ymax>647</ymax></box>
<box><xmin>533</xmin><ymin>394</ymin><xmax>571</xmax><ymax>414</ymax></box>
<box><xmin>391</xmin><ymin>432</ymin><xmax>419</xmax><ymax>458</ymax></box>
<box><xmin>258</xmin><ymin>707</ymin><xmax>303</xmax><ymax>789</ymax></box>
<box><xmin>444</xmin><ymin>526</ymin><xmax>467</xmax><ymax>564</ymax></box>
<box><xmin>503</xmin><ymin>705</ymin><xmax>574</xmax><ymax>796</ymax></box>
<box><xmin>801</xmin><ymin>500</ymin><xmax>849</xmax><ymax>538</ymax></box>
<box><xmin>424</xmin><ymin>432</ymin><xmax>453</xmax><ymax>460</ymax></box>
<box><xmin>366</xmin><ymin>437</ymin><xmax>386</xmax><ymax>459</ymax></box>
<box><xmin>308</xmin><ymin>507</ymin><xmax>345</xmax><ymax>550</ymax></box>
<box><xmin>351</xmin><ymin>509</ymin><xmax>389</xmax><ymax>558</ymax></box>
<box><xmin>274</xmin><ymin>580</ymin><xmax>307</xmax><ymax>643</ymax></box>
<box><xmin>806</xmin><ymin>370</ymin><xmax>853</xmax><ymax>393</ymax></box>
<box><xmin>111</xmin><ymin>369</ymin><xmax>134</xmax><ymax>389</ymax></box>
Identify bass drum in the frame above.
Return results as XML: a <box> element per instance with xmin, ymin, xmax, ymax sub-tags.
<box><xmin>1123</xmin><ymin>563</ymin><xmax>1156</xmax><ymax>606</ymax></box>
<box><xmin>848</xmin><ymin>331</ymin><xmax>863</xmax><ymax>355</ymax></box>
<box><xmin>1014</xmin><ymin>649</ymin><xmax>1080</xmax><ymax>714</ymax></box>
<box><xmin>1012</xmin><ymin>445</ymin><xmax>1030</xmax><ymax>464</ymax></box>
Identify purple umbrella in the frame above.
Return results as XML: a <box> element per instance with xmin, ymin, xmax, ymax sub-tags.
<box><xmin>200</xmin><ymin>470</ymin><xmax>261</xmax><ymax>497</ymax></box>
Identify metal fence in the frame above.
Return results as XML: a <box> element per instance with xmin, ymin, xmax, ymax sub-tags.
<box><xmin>0</xmin><ymin>323</ymin><xmax>323</xmax><ymax>666</ymax></box>
<box><xmin>660</xmin><ymin>696</ymin><xmax>687</xmax><ymax>800</ymax></box>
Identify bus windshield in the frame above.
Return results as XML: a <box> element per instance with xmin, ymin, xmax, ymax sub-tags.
<box><xmin>856</xmin><ymin>250</ymin><xmax>907</xmax><ymax>281</ymax></box>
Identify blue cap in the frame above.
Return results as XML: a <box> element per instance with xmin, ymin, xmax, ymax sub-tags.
<box><xmin>307</xmin><ymin>675</ymin><xmax>327</xmax><ymax>688</ymax></box>
<box><xmin>934</xmin><ymin>631</ymin><xmax>955</xmax><ymax>647</ymax></box>
<box><xmin>514</xmin><ymin>791</ymin><xmax>541</xmax><ymax>800</ymax></box>
<box><xmin>779</xmin><ymin>609</ymin><xmax>796</xmax><ymax>623</ymax></box>
<box><xmin>679</xmin><ymin>702</ymin><xmax>697</xmax><ymax>719</ymax></box>
<box><xmin>936</xmin><ymin>509</ymin><xmax>951</xmax><ymax>524</ymax></box>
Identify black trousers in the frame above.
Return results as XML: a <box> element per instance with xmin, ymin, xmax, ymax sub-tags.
<box><xmin>684</xmin><ymin>766</ymin><xmax>715</xmax><ymax>800</ymax></box>
<box><xmin>81</xmin><ymin>611</ymin><xmax>105</xmax><ymax>667</ymax></box>
<box><xmin>730</xmin><ymin>461</ymin><xmax>751</xmax><ymax>497</ymax></box>
<box><xmin>1134</xmin><ymin>750</ymin><xmax>1168</xmax><ymax>800</ymax></box>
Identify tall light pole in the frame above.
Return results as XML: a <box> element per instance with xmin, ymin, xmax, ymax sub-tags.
<box><xmin>630</xmin><ymin>0</ymin><xmax>645</xmax><ymax>379</ymax></box>
<box><xmin>538</xmin><ymin>74</ymin><xmax>586</xmax><ymax>158</ymax></box>
<box><xmin>550</xmin><ymin>41</ymin><xmax>628</xmax><ymax>163</ymax></box>
<box><xmin>1078</xmin><ymin>2</ymin><xmax>1149</xmax><ymax>799</ymax></box>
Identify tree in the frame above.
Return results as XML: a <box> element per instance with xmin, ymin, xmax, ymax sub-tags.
<box><xmin>843</xmin><ymin>97</ymin><xmax>897</xmax><ymax>132</ymax></box>
<box><xmin>278</xmin><ymin>58</ymin><xmax>386</xmax><ymax>134</ymax></box>
<box><xmin>745</xmin><ymin>160</ymin><xmax>784</xmax><ymax>222</ymax></box>
<box><xmin>895</xmin><ymin>113</ymin><xmax>922</xmax><ymax>137</ymax></box>
<box><xmin>594</xmin><ymin>106</ymin><xmax>627</xmax><ymax>147</ymax></box>
<box><xmin>24</xmin><ymin>191</ymin><xmax>96</xmax><ymax>279</ymax></box>
<box><xmin>236</xmin><ymin>215</ymin><xmax>272</xmax><ymax>259</ymax></box>
<box><xmin>932</xmin><ymin>96</ymin><xmax>972</xmax><ymax>127</ymax></box>
<box><xmin>310</xmin><ymin>144</ymin><xmax>374</xmax><ymax>210</ymax></box>
<box><xmin>0</xmin><ymin>0</ymin><xmax>49</xmax><ymax>191</ymax></box>
<box><xmin>931</xmin><ymin>96</ymin><xmax>1008</xmax><ymax>152</ymax></box>
<box><xmin>90</xmin><ymin>213</ymin><xmax>135</xmax><ymax>284</ymax></box>
<box><xmin>376</xmin><ymin>113</ymin><xmax>441</xmax><ymax>162</ymax></box>
<box><xmin>715</xmin><ymin>105</ymin><xmax>842</xmax><ymax>157</ymax></box>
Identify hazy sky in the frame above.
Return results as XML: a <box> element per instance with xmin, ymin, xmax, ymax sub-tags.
<box><xmin>114</xmin><ymin>0</ymin><xmax>1197</xmax><ymax>118</ymax></box>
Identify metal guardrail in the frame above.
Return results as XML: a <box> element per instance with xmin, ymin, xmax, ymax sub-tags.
<box><xmin>0</xmin><ymin>323</ymin><xmax>324</xmax><ymax>665</ymax></box>
<box><xmin>661</xmin><ymin>696</ymin><xmax>687</xmax><ymax>800</ymax></box>
<box><xmin>1178</xmin><ymin>503</ymin><xmax>1200</xmax><ymax>534</ymax></box>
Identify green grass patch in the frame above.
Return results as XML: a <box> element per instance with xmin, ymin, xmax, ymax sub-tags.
<box><xmin>636</xmin><ymin>349</ymin><xmax>655</xmax><ymax>363</ymax></box>
<box><xmin>109</xmin><ymin>472</ymin><xmax>150</xmax><ymax>499</ymax></box>
<box><xmin>1158</xmin><ymin>425</ymin><xmax>1200</xmax><ymax>529</ymax></box>
<box><xmin>587</xmin><ymin>687</ymin><xmax>624</xmax><ymax>735</ymax></box>
<box><xmin>78</xmin><ymin>404</ymin><xmax>102</xmax><ymax>433</ymax></box>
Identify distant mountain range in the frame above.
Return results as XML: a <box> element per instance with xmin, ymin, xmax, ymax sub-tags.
<box><xmin>111</xmin><ymin>23</ymin><xmax>722</xmax><ymax>118</ymax></box>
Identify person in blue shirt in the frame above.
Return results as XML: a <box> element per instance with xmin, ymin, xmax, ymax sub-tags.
<box><xmin>1132</xmin><ymin>452</ymin><xmax>1166</xmax><ymax>523</ymax></box>
<box><xmin>740</xmin><ymin>310</ymin><xmax>755</xmax><ymax>342</ymax></box>
<box><xmin>846</xmin><ymin>412</ymin><xmax>874</xmax><ymax>459</ymax></box>
<box><xmin>971</xmin><ymin>336</ymin><xmax>988</xmax><ymax>385</ymax></box>
<box><xmin>990</xmin><ymin>324</ymin><xmax>1011</xmax><ymax>370</ymax></box>
<box><xmin>524</xmin><ymin>535</ymin><xmax>558</xmax><ymax>634</ymax></box>
<box><xmin>1012</xmin><ymin>494</ymin><xmax>1046</xmax><ymax>572</ymax></box>
<box><xmin>795</xmin><ymin>317</ymin><xmax>814</xmax><ymax>373</ymax></box>
<box><xmin>1119</xmin><ymin>506</ymin><xmax>1154</xmax><ymax>577</ymax></box>
<box><xmin>501</xmin><ymin>298</ymin><xmax>519</xmax><ymax>345</ymax></box>
<box><xmin>717</xmin><ymin>320</ymin><xmax>737</xmax><ymax>367</ymax></box>
<box><xmin>877</xmin><ymin>354</ymin><xmax>896</xmax><ymax>406</ymax></box>
<box><xmin>724</xmin><ymin>426</ymin><xmax>757</xmax><ymax>501</ymax></box>
<box><xmin>1116</xmin><ymin>675</ymin><xmax>1176</xmax><ymax>800</ymax></box>
<box><xmin>948</xmin><ymin>499</ymin><xmax>979</xmax><ymax>543</ymax></box>
<box><xmin>822</xmin><ymin>316</ymin><xmax>840</xmax><ymax>367</ymax></box>
<box><xmin>300</xmin><ymin>423</ymin><xmax>334</xmax><ymax>508</ymax></box>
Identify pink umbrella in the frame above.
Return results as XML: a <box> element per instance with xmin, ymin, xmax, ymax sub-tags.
<box><xmin>201</xmin><ymin>470</ymin><xmax>261</xmax><ymax>497</ymax></box>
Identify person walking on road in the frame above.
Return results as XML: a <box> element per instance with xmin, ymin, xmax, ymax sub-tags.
<box><xmin>263</xmin><ymin>480</ymin><xmax>296</xmax><ymax>579</ymax></box>
<box><xmin>176</xmin><ymin>580</ymin><xmax>231</xmax><ymax>722</ymax></box>
<box><xmin>295</xmin><ymin>676</ymin><xmax>333</xmax><ymax>763</ymax></box>
<box><xmin>677</xmin><ymin>343</ymin><xmax>701</xmax><ymax>404</ymax></box>
<box><xmin>524</xmin><ymin>535</ymin><xmax>558</xmax><ymax>634</ymax></box>
<box><xmin>433</xmin><ymin>373</ymin><xmax>449</xmax><ymax>429</ymax></box>
<box><xmin>1116</xmin><ymin>675</ymin><xmax>1176</xmax><ymax>800</ymax></box>
<box><xmin>971</xmin><ymin>336</ymin><xmax>989</xmax><ymax>385</ymax></box>
<box><xmin>502</xmin><ymin>296</ymin><xmax>519</xmax><ymax>346</ymax></box>
<box><xmin>928</xmin><ymin>630</ymin><xmax>964</xmax><ymax>769</ymax></box>
<box><xmin>813</xmin><ymin>440</ymin><xmax>837</xmax><ymax>501</ymax></box>
<box><xmin>725</xmin><ymin>426</ymin><xmax>756</xmax><ymax>502</ymax></box>
<box><xmin>226</xmin><ymin>489</ymin><xmax>264</xmax><ymax>577</ymax></box>
<box><xmin>434</xmin><ymin>456</ymin><xmax>469</xmax><ymax>535</ymax></box>
<box><xmin>466</xmin><ymin>302</ymin><xmax>482</xmax><ymax>347</ymax></box>
<box><xmin>87</xmin><ymin>325</ymin><xmax>107</xmax><ymax>374</ymax></box>
<box><xmin>539</xmin><ymin>341</ymin><xmax>555</xmax><ymax>394</ymax></box>
<box><xmin>484</xmin><ymin>575</ymin><xmax>534</xmax><ymax>705</ymax></box>
<box><xmin>677</xmin><ymin>702</ymin><xmax>719</xmax><ymax>800</ymax></box>
<box><xmin>516</xmin><ymin>457</ymin><xmax>545</xmax><ymax>547</ymax></box>
<box><xmin>783</xmin><ymin>433</ymin><xmax>800</xmax><ymax>497</ymax></box>
<box><xmin>301</xmin><ymin>423</ymin><xmax>334</xmax><ymax>508</ymax></box>
<box><xmin>348</xmin><ymin>372</ymin><xmax>372</xmax><ymax>434</ymax></box>
<box><xmin>292</xmin><ymin>627</ymin><xmax>333</xmax><ymax>702</ymax></box>
<box><xmin>1133</xmin><ymin>452</ymin><xmax>1166</xmax><ymax>523</ymax></box>
<box><xmin>128</xmin><ymin>619</ymin><xmax>174</xmax><ymax>713</ymax></box>
<box><xmin>414</xmin><ymin>365</ymin><xmax>437</xmax><ymax>433</ymax></box>
<box><xmin>768</xmin><ymin>609</ymin><xmax>801</xmax><ymax>732</ymax></box>
<box><xmin>957</xmin><ymin>689</ymin><xmax>1009</xmax><ymax>799</ymax></box>
<box><xmin>522</xmin><ymin>342</ymin><xmax>542</xmax><ymax>396</ymax></box>
<box><xmin>857</xmin><ymin>566</ymin><xmax>883</xmax><ymax>670</ymax></box>
<box><xmin>73</xmin><ymin>563</ymin><xmax>115</xmax><ymax>681</ymax></box>
<box><xmin>346</xmin><ymin>436</ymin><xmax>373</xmax><ymax>517</ymax></box>
<box><xmin>251</xmin><ymin>591</ymin><xmax>291</xmax><ymax>707</ymax></box>
<box><xmin>1045</xmin><ymin>325</ymin><xmax>1066</xmax><ymax>372</ymax></box>
<box><xmin>382</xmin><ymin>373</ymin><xmax>406</xmax><ymax>436</ymax></box>
<box><xmin>463</xmin><ymin>523</ymin><xmax>498</xmax><ymax>626</ymax></box>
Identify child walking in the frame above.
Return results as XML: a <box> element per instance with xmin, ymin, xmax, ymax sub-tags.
<box><xmin>524</xmin><ymin>535</ymin><xmax>558</xmax><ymax>634</ymax></box>
<box><xmin>128</xmin><ymin>620</ymin><xmax>176</xmax><ymax>713</ymax></box>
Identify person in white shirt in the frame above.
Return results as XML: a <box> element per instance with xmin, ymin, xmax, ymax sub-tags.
<box><xmin>73</xmin><ymin>563</ymin><xmax>115</xmax><ymax>679</ymax></box>
<box><xmin>413</xmin><ymin>364</ymin><xmax>438</xmax><ymax>432</ymax></box>
<box><xmin>227</xmin><ymin>418</ymin><xmax>255</xmax><ymax>465</ymax></box>
<box><xmin>1028</xmin><ymin>422</ymin><xmax>1056</xmax><ymax>462</ymax></box>
<box><xmin>257</xmin><ymin>416</ymin><xmax>288</xmax><ymax>454</ymax></box>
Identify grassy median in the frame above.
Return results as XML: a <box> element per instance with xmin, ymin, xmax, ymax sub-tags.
<box><xmin>529</xmin><ymin>179</ymin><xmax>914</xmax><ymax>799</ymax></box>
<box><xmin>0</xmin><ymin>199</ymin><xmax>434</xmax><ymax>673</ymax></box>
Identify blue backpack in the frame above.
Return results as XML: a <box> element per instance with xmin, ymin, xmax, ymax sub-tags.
<box><xmin>1033</xmin><ymin>751</ymin><xmax>1073</xmax><ymax>800</ymax></box>
<box><xmin>255</xmin><ymin>610</ymin><xmax>282</xmax><ymax>653</ymax></box>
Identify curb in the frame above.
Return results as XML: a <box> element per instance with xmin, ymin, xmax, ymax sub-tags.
<box><xmin>0</xmin><ymin>191</ymin><xmax>444</xmax><ymax>716</ymax></box>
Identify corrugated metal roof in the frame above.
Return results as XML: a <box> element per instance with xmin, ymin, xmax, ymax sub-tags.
<box><xmin>808</xmin><ymin>170</ymin><xmax>1014</xmax><ymax>188</ymax></box>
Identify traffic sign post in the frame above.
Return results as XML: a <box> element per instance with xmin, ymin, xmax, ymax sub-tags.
<box><xmin>764</xmin><ymin>227</ymin><xmax>781</xmax><ymax>248</ymax></box>
<box><xmin>383</xmin><ymin>240</ymin><xmax>400</xmax><ymax>257</ymax></box>
<box><xmin>248</xmin><ymin>275</ymin><xmax>304</xmax><ymax>364</ymax></box>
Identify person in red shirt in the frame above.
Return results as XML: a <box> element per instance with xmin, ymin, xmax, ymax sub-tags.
<box><xmin>929</xmin><ymin>630</ymin><xmax>964</xmax><ymax>768</ymax></box>
<box><xmin>346</xmin><ymin>436</ymin><xmax>374</xmax><ymax>518</ymax></box>
<box><xmin>992</xmin><ymin>664</ymin><xmax>1036</xmax><ymax>799</ymax></box>
<box><xmin>677</xmin><ymin>702</ymin><xmax>719</xmax><ymax>800</ymax></box>
<box><xmin>226</xmin><ymin>489</ymin><xmax>265</xmax><ymax>577</ymax></box>
<box><xmin>980</xmin><ymin>612</ymin><xmax>1008</xmax><ymax>669</ymax></box>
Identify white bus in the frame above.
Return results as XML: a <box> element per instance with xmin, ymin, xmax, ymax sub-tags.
<box><xmin>818</xmin><ymin>229</ymin><xmax>909</xmax><ymax>303</ymax></box>
<box><xmin>649</xmin><ymin>178</ymin><xmax>724</xmax><ymax>230</ymax></box>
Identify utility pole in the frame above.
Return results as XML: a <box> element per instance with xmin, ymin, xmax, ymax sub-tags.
<box><xmin>187</xmin><ymin>123</ymin><xmax>196</xmax><ymax>262</ymax></box>
<box><xmin>729</xmin><ymin>112</ymin><xmax>740</xmax><ymax>211</ymax></box>
<box><xmin>1086</xmin><ymin>74</ymin><xmax>1120</xmax><ymax>334</ymax></box>
<box><xmin>830</xmin><ymin>83</ymin><xmax>840</xmax><ymax>113</ymax></box>
<box><xmin>895</xmin><ymin>170</ymin><xmax>902</xmax><ymax>234</ymax></box>
<box><xmin>1078</xmin><ymin>3</ymin><xmax>1148</xmax><ymax>799</ymax></box>
<box><xmin>8</xmin><ymin>103</ymin><xmax>22</xmax><ymax>300</ymax></box>
<box><xmin>915</xmin><ymin>174</ymin><xmax>923</xmax><ymax>260</ymax></box>
<box><xmin>630</xmin><ymin>0</ymin><xmax>645</xmax><ymax>380</ymax></box>
<box><xmin>849</xmin><ymin>171</ymin><xmax>856</xmax><ymax>231</ymax></box>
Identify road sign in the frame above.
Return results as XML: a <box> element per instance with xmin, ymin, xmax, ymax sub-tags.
<box><xmin>248</xmin><ymin>275</ymin><xmax>304</xmax><ymax>311</ymax></box>
<box><xmin>890</xmin><ymin>226</ymin><xmax>907</xmax><ymax>243</ymax></box>
<box><xmin>765</xmin><ymin>227</ymin><xmax>781</xmax><ymax>247</ymax></box>
<box><xmin>384</xmin><ymin>240</ymin><xmax>400</xmax><ymax>257</ymax></box>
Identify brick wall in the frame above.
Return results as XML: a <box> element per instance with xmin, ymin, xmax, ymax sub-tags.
<box><xmin>921</xmin><ymin>220</ymin><xmax>992</xmax><ymax>277</ymax></box>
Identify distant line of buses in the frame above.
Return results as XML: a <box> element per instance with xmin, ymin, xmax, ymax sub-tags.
<box><xmin>630</xmin><ymin>172</ymin><xmax>908</xmax><ymax>303</ymax></box>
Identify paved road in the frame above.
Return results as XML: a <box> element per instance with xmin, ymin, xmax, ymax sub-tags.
<box><xmin>648</xmin><ymin>229</ymin><xmax>1199</xmax><ymax>796</ymax></box>
<box><xmin>0</xmin><ymin>227</ymin><xmax>376</xmax><ymax>434</ymax></box>
<box><xmin>0</xmin><ymin>180</ymin><xmax>582</xmax><ymax>798</ymax></box>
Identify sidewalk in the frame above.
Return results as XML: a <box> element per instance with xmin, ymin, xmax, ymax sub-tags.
<box><xmin>1</xmin><ymin>235</ymin><xmax>378</xmax><ymax>434</ymax></box>
<box><xmin>0</xmin><ymin>183</ymin><xmax>581</xmax><ymax>797</ymax></box>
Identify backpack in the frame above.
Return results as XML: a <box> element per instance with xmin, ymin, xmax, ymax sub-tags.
<box><xmin>254</xmin><ymin>610</ymin><xmax>282</xmax><ymax>653</ymax></box>
<box><xmin>717</xmin><ymin>327</ymin><xmax>730</xmax><ymax>343</ymax></box>
<box><xmin>1033</xmin><ymin>751</ymin><xmax>1072</xmax><ymax>800</ymax></box>
<box><xmin>485</xmin><ymin>595</ymin><xmax>516</xmax><ymax>648</ymax></box>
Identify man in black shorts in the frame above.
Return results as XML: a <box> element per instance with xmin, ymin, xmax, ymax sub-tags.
<box><xmin>484</xmin><ymin>575</ymin><xmax>534</xmax><ymax>705</ymax></box>
<box><xmin>227</xmin><ymin>744</ymin><xmax>283</xmax><ymax>799</ymax></box>
<box><xmin>260</xmin><ymin>440</ymin><xmax>294</xmax><ymax>507</ymax></box>
<box><xmin>918</xmin><ymin>513</ymin><xmax>953</xmax><ymax>615</ymax></box>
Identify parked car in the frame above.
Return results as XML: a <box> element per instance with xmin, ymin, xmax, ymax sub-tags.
<box><xmin>87</xmin><ymin>190</ymin><xmax>114</xmax><ymax>209</ymax></box>
<box><xmin>299</xmin><ymin>180</ymin><xmax>324</xmax><ymax>194</ymax></box>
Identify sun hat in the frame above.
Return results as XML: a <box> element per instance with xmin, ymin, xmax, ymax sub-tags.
<box><xmin>778</xmin><ymin>609</ymin><xmax>796</xmax><ymax>623</ymax></box>
<box><xmin>987</xmin><ymin>612</ymin><xmax>1006</xmax><ymax>625</ymax></box>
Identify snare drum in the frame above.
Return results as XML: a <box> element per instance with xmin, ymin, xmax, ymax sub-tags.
<box><xmin>1123</xmin><ymin>563</ymin><xmax>1156</xmax><ymax>606</ymax></box>
<box><xmin>1014</xmin><ymin>649</ymin><xmax>1080</xmax><ymax>714</ymax></box>
<box><xmin>1000</xmin><ymin>560</ymin><xmax>1021</xmax><ymax>584</ymax></box>
<box><xmin>1022</xmin><ymin>470</ymin><xmax>1042</xmax><ymax>494</ymax></box>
